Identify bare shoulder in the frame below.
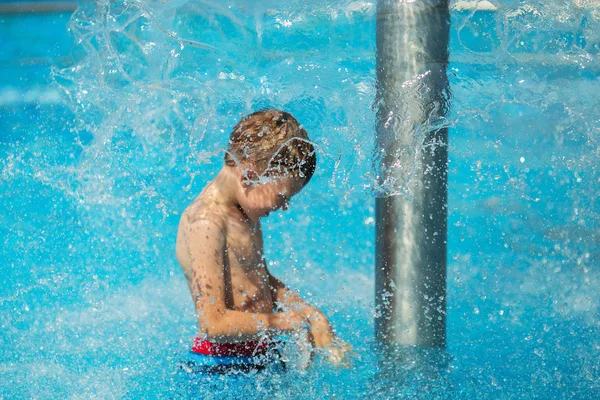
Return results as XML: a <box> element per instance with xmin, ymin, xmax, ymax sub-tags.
<box><xmin>179</xmin><ymin>198</ymin><xmax>227</xmax><ymax>243</ymax></box>
<box><xmin>176</xmin><ymin>198</ymin><xmax>229</xmax><ymax>281</ymax></box>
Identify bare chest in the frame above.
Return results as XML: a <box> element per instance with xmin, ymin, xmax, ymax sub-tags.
<box><xmin>225</xmin><ymin>221</ymin><xmax>264</xmax><ymax>269</ymax></box>
<box><xmin>224</xmin><ymin>220</ymin><xmax>272</xmax><ymax>312</ymax></box>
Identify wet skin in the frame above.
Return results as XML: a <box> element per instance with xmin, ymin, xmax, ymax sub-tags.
<box><xmin>176</xmin><ymin>166</ymin><xmax>306</xmax><ymax>340</ymax></box>
<box><xmin>175</xmin><ymin>165</ymin><xmax>353</xmax><ymax>366</ymax></box>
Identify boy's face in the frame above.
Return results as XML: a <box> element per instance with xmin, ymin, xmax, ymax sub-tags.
<box><xmin>238</xmin><ymin>172</ymin><xmax>306</xmax><ymax>221</ymax></box>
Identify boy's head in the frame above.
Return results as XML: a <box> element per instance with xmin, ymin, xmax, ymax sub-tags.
<box><xmin>224</xmin><ymin>109</ymin><xmax>317</xmax><ymax>219</ymax></box>
<box><xmin>225</xmin><ymin>108</ymin><xmax>316</xmax><ymax>183</ymax></box>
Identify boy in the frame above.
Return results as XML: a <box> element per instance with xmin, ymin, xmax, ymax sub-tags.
<box><xmin>176</xmin><ymin>109</ymin><xmax>350</xmax><ymax>373</ymax></box>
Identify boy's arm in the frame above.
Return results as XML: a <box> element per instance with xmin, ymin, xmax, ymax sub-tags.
<box><xmin>267</xmin><ymin>272</ymin><xmax>335</xmax><ymax>347</ymax></box>
<box><xmin>186</xmin><ymin>219</ymin><xmax>304</xmax><ymax>339</ymax></box>
<box><xmin>268</xmin><ymin>271</ymin><xmax>355</xmax><ymax>368</ymax></box>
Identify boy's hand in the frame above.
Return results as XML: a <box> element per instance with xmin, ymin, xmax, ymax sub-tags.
<box><xmin>324</xmin><ymin>337</ymin><xmax>354</xmax><ymax>368</ymax></box>
<box><xmin>307</xmin><ymin>312</ymin><xmax>355</xmax><ymax>368</ymax></box>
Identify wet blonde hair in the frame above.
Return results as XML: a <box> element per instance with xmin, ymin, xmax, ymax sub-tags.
<box><xmin>225</xmin><ymin>109</ymin><xmax>316</xmax><ymax>182</ymax></box>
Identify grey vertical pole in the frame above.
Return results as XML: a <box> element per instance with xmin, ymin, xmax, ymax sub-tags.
<box><xmin>374</xmin><ymin>0</ymin><xmax>450</xmax><ymax>347</ymax></box>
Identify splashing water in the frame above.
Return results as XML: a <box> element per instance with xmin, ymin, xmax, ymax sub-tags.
<box><xmin>1</xmin><ymin>0</ymin><xmax>599</xmax><ymax>398</ymax></box>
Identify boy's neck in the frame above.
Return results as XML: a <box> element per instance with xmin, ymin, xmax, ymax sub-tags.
<box><xmin>211</xmin><ymin>166</ymin><xmax>250</xmax><ymax>221</ymax></box>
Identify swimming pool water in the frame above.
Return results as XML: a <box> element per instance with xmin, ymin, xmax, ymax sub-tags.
<box><xmin>1</xmin><ymin>1</ymin><xmax>598</xmax><ymax>398</ymax></box>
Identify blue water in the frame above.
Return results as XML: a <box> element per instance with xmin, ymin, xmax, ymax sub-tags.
<box><xmin>1</xmin><ymin>1</ymin><xmax>599</xmax><ymax>398</ymax></box>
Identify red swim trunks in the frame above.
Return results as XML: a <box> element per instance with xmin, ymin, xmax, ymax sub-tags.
<box><xmin>191</xmin><ymin>338</ymin><xmax>272</xmax><ymax>357</ymax></box>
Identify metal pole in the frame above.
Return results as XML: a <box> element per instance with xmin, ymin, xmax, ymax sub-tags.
<box><xmin>374</xmin><ymin>0</ymin><xmax>450</xmax><ymax>347</ymax></box>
